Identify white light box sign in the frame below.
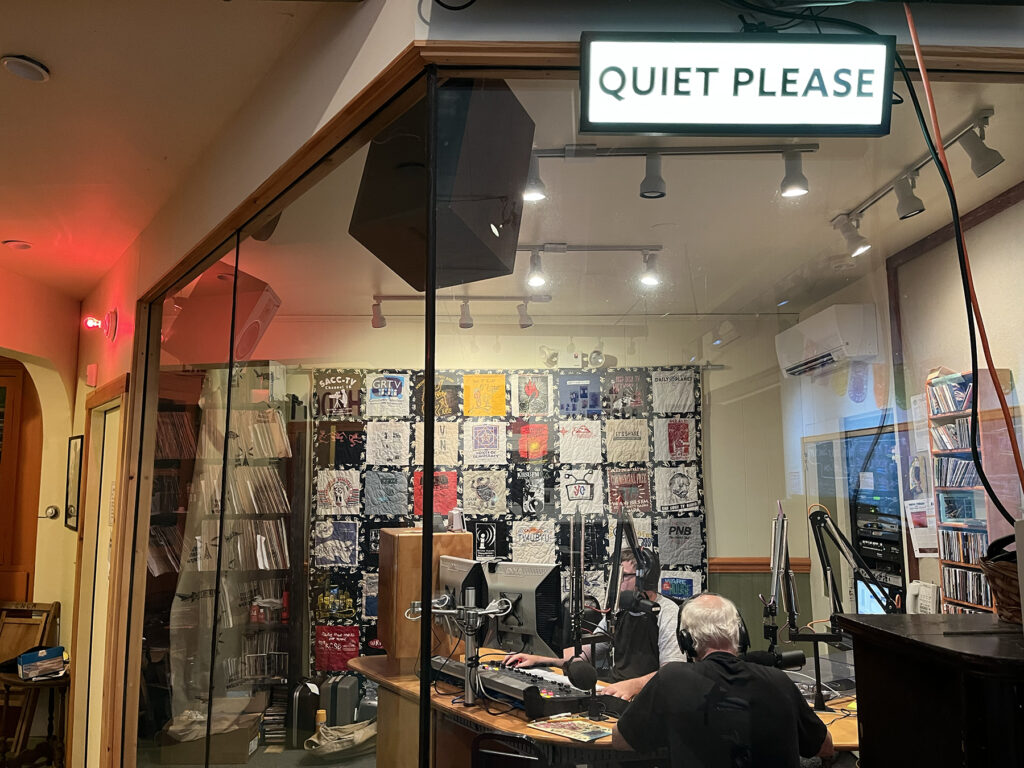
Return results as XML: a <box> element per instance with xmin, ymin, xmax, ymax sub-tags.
<box><xmin>581</xmin><ymin>33</ymin><xmax>895</xmax><ymax>136</ymax></box>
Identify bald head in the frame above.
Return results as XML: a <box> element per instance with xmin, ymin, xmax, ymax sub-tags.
<box><xmin>679</xmin><ymin>594</ymin><xmax>743</xmax><ymax>658</ymax></box>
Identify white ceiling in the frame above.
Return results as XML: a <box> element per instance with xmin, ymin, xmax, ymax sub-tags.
<box><xmin>7</xmin><ymin>5</ymin><xmax>1016</xmax><ymax>315</ymax></box>
<box><xmin>0</xmin><ymin>0</ymin><xmax>323</xmax><ymax>299</ymax></box>
<box><xmin>234</xmin><ymin>76</ymin><xmax>1024</xmax><ymax>325</ymax></box>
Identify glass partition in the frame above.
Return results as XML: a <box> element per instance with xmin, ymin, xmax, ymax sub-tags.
<box><xmin>131</xmin><ymin>61</ymin><xmax>1024</xmax><ymax>765</ymax></box>
<box><xmin>428</xmin><ymin>70</ymin><xmax>1024</xmax><ymax>667</ymax></box>
<box><xmin>133</xmin><ymin>86</ymin><xmax>428</xmax><ymax>765</ymax></box>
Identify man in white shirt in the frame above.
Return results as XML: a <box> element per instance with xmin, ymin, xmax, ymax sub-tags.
<box><xmin>503</xmin><ymin>548</ymin><xmax>685</xmax><ymax>700</ymax></box>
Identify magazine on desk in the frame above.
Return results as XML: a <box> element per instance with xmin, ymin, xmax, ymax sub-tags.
<box><xmin>527</xmin><ymin>716</ymin><xmax>612</xmax><ymax>742</ymax></box>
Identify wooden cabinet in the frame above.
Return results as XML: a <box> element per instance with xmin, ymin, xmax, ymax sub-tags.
<box><xmin>378</xmin><ymin>529</ymin><xmax>472</xmax><ymax>667</ymax></box>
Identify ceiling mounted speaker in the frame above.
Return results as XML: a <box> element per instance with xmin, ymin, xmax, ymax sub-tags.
<box><xmin>251</xmin><ymin>212</ymin><xmax>282</xmax><ymax>242</ymax></box>
<box><xmin>161</xmin><ymin>264</ymin><xmax>280</xmax><ymax>364</ymax></box>
<box><xmin>349</xmin><ymin>79</ymin><xmax>536</xmax><ymax>291</ymax></box>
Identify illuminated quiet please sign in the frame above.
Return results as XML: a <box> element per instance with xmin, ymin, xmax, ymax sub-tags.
<box><xmin>581</xmin><ymin>32</ymin><xmax>895</xmax><ymax>136</ymax></box>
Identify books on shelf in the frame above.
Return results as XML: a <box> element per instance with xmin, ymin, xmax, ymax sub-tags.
<box><xmin>225</xmin><ymin>465</ymin><xmax>290</xmax><ymax>516</ymax></box>
<box><xmin>197</xmin><ymin>406</ymin><xmax>292</xmax><ymax>461</ymax></box>
<box><xmin>155</xmin><ymin>410</ymin><xmax>198</xmax><ymax>460</ymax></box>
<box><xmin>187</xmin><ymin>518</ymin><xmax>290</xmax><ymax>572</ymax></box>
<box><xmin>148</xmin><ymin>525</ymin><xmax>184</xmax><ymax>577</ymax></box>
<box><xmin>929</xmin><ymin>378</ymin><xmax>973</xmax><ymax>415</ymax></box>
<box><xmin>942</xmin><ymin>564</ymin><xmax>992</xmax><ymax>608</ymax></box>
<box><xmin>930</xmin><ymin>418</ymin><xmax>972</xmax><ymax>450</ymax></box>
<box><xmin>231</xmin><ymin>408</ymin><xmax>293</xmax><ymax>460</ymax></box>
<box><xmin>219</xmin><ymin>576</ymin><xmax>288</xmax><ymax>628</ymax></box>
<box><xmin>933</xmin><ymin>456</ymin><xmax>981</xmax><ymax>487</ymax></box>
<box><xmin>942</xmin><ymin>602</ymin><xmax>988</xmax><ymax>615</ymax></box>
<box><xmin>937</xmin><ymin>492</ymin><xmax>979</xmax><ymax>524</ymax></box>
<box><xmin>938</xmin><ymin>528</ymin><xmax>988</xmax><ymax>565</ymax></box>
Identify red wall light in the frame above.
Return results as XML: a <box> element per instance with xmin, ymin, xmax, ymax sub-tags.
<box><xmin>82</xmin><ymin>310</ymin><xmax>117</xmax><ymax>340</ymax></box>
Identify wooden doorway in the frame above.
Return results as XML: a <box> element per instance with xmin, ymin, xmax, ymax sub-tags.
<box><xmin>69</xmin><ymin>375</ymin><xmax>130</xmax><ymax>768</ymax></box>
<box><xmin>0</xmin><ymin>357</ymin><xmax>42</xmax><ymax>602</ymax></box>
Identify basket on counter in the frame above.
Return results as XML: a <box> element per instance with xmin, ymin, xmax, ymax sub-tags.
<box><xmin>981</xmin><ymin>554</ymin><xmax>1021</xmax><ymax>625</ymax></box>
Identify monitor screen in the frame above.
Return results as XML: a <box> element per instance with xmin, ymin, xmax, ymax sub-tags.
<box><xmin>483</xmin><ymin>560</ymin><xmax>562</xmax><ymax>658</ymax></box>
<box><xmin>855</xmin><ymin>579</ymin><xmax>888</xmax><ymax>615</ymax></box>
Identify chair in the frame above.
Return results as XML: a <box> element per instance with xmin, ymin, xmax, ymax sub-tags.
<box><xmin>0</xmin><ymin>602</ymin><xmax>61</xmax><ymax>757</ymax></box>
<box><xmin>470</xmin><ymin>732</ymin><xmax>549</xmax><ymax>768</ymax></box>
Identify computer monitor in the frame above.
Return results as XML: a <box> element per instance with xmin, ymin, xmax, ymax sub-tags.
<box><xmin>855</xmin><ymin>578</ymin><xmax>889</xmax><ymax>615</ymax></box>
<box><xmin>438</xmin><ymin>555</ymin><xmax>486</xmax><ymax>609</ymax></box>
<box><xmin>483</xmin><ymin>561</ymin><xmax>562</xmax><ymax>658</ymax></box>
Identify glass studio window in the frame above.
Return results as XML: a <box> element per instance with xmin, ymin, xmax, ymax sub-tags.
<box><xmin>129</xmin><ymin>67</ymin><xmax>1024</xmax><ymax>765</ymax></box>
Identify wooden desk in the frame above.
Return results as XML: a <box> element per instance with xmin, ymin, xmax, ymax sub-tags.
<box><xmin>350</xmin><ymin>655</ymin><xmax>857</xmax><ymax>766</ymax></box>
<box><xmin>838</xmin><ymin>613</ymin><xmax>1024</xmax><ymax>766</ymax></box>
<box><xmin>0</xmin><ymin>672</ymin><xmax>69</xmax><ymax>768</ymax></box>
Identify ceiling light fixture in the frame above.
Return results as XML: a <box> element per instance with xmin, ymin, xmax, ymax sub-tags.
<box><xmin>2</xmin><ymin>239</ymin><xmax>31</xmax><ymax>250</ymax></box>
<box><xmin>527</xmin><ymin>249</ymin><xmax>547</xmax><ymax>288</ymax></box>
<box><xmin>958</xmin><ymin>126</ymin><xmax>1004</xmax><ymax>178</ymax></box>
<box><xmin>777</xmin><ymin>299</ymin><xmax>790</xmax><ymax>307</ymax></box>
<box><xmin>517</xmin><ymin>302</ymin><xmax>534</xmax><ymax>329</ymax></box>
<box><xmin>780</xmin><ymin>150</ymin><xmax>809</xmax><ymax>198</ymax></box>
<box><xmin>531</xmin><ymin>142</ymin><xmax>818</xmax><ymax>198</ymax></box>
<box><xmin>371</xmin><ymin>301</ymin><xmax>387</xmax><ymax>329</ymax></box>
<box><xmin>832</xmin><ymin>108</ymin><xmax>1002</xmax><ymax>234</ymax></box>
<box><xmin>523</xmin><ymin>156</ymin><xmax>547</xmax><ymax>202</ymax></box>
<box><xmin>832</xmin><ymin>214</ymin><xmax>871</xmax><ymax>257</ymax></box>
<box><xmin>1</xmin><ymin>54</ymin><xmax>50</xmax><ymax>83</ymax></box>
<box><xmin>893</xmin><ymin>173</ymin><xmax>925</xmax><ymax>220</ymax></box>
<box><xmin>639</xmin><ymin>153</ymin><xmax>666</xmax><ymax>199</ymax></box>
<box><xmin>371</xmin><ymin>294</ymin><xmax>551</xmax><ymax>329</ymax></box>
<box><xmin>459</xmin><ymin>300</ymin><xmax>474</xmax><ymax>329</ymax></box>
<box><xmin>639</xmin><ymin>251</ymin><xmax>661</xmax><ymax>287</ymax></box>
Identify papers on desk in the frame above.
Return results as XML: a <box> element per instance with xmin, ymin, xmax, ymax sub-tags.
<box><xmin>528</xmin><ymin>716</ymin><xmax>612</xmax><ymax>742</ymax></box>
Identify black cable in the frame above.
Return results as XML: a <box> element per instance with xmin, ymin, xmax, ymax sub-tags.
<box><xmin>726</xmin><ymin>0</ymin><xmax>1016</xmax><ymax>532</ymax></box>
<box><xmin>433</xmin><ymin>0</ymin><xmax>478</xmax><ymax>10</ymax></box>
<box><xmin>889</xmin><ymin>54</ymin><xmax>1015</xmax><ymax>531</ymax></box>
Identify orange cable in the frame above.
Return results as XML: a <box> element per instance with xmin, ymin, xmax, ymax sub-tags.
<box><xmin>904</xmin><ymin>4</ymin><xmax>1024</xmax><ymax>501</ymax></box>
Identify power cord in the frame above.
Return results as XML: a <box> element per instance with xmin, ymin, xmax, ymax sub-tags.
<box><xmin>721</xmin><ymin>0</ymin><xmax>1024</xmax><ymax>537</ymax></box>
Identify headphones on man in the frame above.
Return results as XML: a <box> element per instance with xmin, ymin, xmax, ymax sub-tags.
<box><xmin>675</xmin><ymin>593</ymin><xmax>750</xmax><ymax>661</ymax></box>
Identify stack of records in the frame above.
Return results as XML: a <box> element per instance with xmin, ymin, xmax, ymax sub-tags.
<box><xmin>262</xmin><ymin>686</ymin><xmax>287</xmax><ymax>745</ymax></box>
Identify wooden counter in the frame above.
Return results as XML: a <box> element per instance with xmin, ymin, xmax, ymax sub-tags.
<box><xmin>837</xmin><ymin>613</ymin><xmax>1024</xmax><ymax>765</ymax></box>
<box><xmin>350</xmin><ymin>654</ymin><xmax>858</xmax><ymax>766</ymax></box>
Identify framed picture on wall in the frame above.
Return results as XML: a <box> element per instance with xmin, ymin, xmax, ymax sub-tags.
<box><xmin>65</xmin><ymin>434</ymin><xmax>83</xmax><ymax>531</ymax></box>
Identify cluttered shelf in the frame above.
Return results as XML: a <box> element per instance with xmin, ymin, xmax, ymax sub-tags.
<box><xmin>939</xmin><ymin>558</ymin><xmax>984</xmax><ymax>570</ymax></box>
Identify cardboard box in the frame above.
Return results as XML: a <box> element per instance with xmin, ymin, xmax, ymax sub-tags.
<box><xmin>17</xmin><ymin>646</ymin><xmax>64</xmax><ymax>679</ymax></box>
<box><xmin>159</xmin><ymin>694</ymin><xmax>268</xmax><ymax>765</ymax></box>
<box><xmin>159</xmin><ymin>713</ymin><xmax>261</xmax><ymax>765</ymax></box>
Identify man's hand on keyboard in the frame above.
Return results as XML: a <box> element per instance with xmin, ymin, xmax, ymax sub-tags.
<box><xmin>502</xmin><ymin>653</ymin><xmax>543</xmax><ymax>668</ymax></box>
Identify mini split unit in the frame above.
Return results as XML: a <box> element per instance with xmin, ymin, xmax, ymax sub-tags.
<box><xmin>774</xmin><ymin>304</ymin><xmax>878</xmax><ymax>377</ymax></box>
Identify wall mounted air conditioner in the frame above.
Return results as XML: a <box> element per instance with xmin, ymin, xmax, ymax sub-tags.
<box><xmin>775</xmin><ymin>304</ymin><xmax>877</xmax><ymax>377</ymax></box>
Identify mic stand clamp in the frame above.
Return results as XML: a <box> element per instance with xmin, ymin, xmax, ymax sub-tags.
<box><xmin>429</xmin><ymin>586</ymin><xmax>507</xmax><ymax>707</ymax></box>
<box><xmin>587</xmin><ymin>687</ymin><xmax>606</xmax><ymax>721</ymax></box>
<box><xmin>787</xmin><ymin>623</ymin><xmax>847</xmax><ymax>713</ymax></box>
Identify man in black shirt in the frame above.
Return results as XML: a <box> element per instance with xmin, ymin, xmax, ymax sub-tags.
<box><xmin>613</xmin><ymin>594</ymin><xmax>834</xmax><ymax>768</ymax></box>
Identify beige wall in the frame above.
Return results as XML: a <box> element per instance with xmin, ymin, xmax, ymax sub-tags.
<box><xmin>0</xmin><ymin>268</ymin><xmax>80</xmax><ymax>632</ymax></box>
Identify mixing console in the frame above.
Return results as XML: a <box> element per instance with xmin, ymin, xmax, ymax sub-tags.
<box><xmin>430</xmin><ymin>656</ymin><xmax>629</xmax><ymax>720</ymax></box>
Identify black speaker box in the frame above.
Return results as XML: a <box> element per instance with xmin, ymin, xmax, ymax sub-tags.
<box><xmin>348</xmin><ymin>78</ymin><xmax>536</xmax><ymax>291</ymax></box>
<box><xmin>162</xmin><ymin>262</ymin><xmax>281</xmax><ymax>365</ymax></box>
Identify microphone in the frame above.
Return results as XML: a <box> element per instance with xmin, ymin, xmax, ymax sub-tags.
<box><xmin>563</xmin><ymin>658</ymin><xmax>598</xmax><ymax>691</ymax></box>
<box><xmin>617</xmin><ymin>590</ymin><xmax>661</xmax><ymax>615</ymax></box>
<box><xmin>740</xmin><ymin>649</ymin><xmax>806</xmax><ymax>670</ymax></box>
